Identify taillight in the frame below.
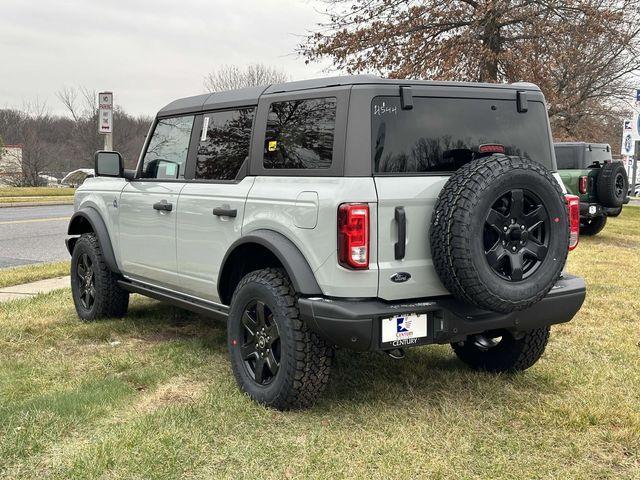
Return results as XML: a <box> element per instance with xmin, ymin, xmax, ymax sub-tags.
<box><xmin>479</xmin><ymin>143</ymin><xmax>505</xmax><ymax>154</ymax></box>
<box><xmin>579</xmin><ymin>176</ymin><xmax>587</xmax><ymax>194</ymax></box>
<box><xmin>565</xmin><ymin>194</ymin><xmax>580</xmax><ymax>251</ymax></box>
<box><xmin>338</xmin><ymin>203</ymin><xmax>369</xmax><ymax>269</ymax></box>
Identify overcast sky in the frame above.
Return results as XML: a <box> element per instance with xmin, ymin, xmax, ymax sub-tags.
<box><xmin>0</xmin><ymin>0</ymin><xmax>335</xmax><ymax>116</ymax></box>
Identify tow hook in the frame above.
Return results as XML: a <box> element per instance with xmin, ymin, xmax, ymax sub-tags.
<box><xmin>384</xmin><ymin>348</ymin><xmax>405</xmax><ymax>360</ymax></box>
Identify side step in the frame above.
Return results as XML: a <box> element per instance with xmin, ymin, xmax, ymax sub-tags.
<box><xmin>117</xmin><ymin>280</ymin><xmax>229</xmax><ymax>321</ymax></box>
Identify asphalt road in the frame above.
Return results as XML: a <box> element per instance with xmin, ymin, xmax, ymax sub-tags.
<box><xmin>0</xmin><ymin>205</ymin><xmax>74</xmax><ymax>268</ymax></box>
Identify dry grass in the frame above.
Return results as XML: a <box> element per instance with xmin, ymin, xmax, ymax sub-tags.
<box><xmin>0</xmin><ymin>208</ymin><xmax>638</xmax><ymax>479</ymax></box>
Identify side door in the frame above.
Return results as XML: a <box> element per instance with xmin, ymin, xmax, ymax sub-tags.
<box><xmin>176</xmin><ymin>107</ymin><xmax>256</xmax><ymax>302</ymax></box>
<box><xmin>118</xmin><ymin>114</ymin><xmax>195</xmax><ymax>288</ymax></box>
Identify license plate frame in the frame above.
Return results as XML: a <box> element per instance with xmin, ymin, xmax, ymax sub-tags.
<box><xmin>380</xmin><ymin>312</ymin><xmax>430</xmax><ymax>349</ymax></box>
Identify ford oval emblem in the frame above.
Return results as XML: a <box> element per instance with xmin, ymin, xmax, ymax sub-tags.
<box><xmin>390</xmin><ymin>272</ymin><xmax>411</xmax><ymax>283</ymax></box>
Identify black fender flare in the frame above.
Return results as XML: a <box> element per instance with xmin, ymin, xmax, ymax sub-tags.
<box><xmin>218</xmin><ymin>229</ymin><xmax>322</xmax><ymax>300</ymax></box>
<box><xmin>67</xmin><ymin>207</ymin><xmax>120</xmax><ymax>274</ymax></box>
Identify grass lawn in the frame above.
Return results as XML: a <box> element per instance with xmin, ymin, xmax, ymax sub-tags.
<box><xmin>0</xmin><ymin>262</ymin><xmax>70</xmax><ymax>289</ymax></box>
<box><xmin>0</xmin><ymin>187</ymin><xmax>76</xmax><ymax>197</ymax></box>
<box><xmin>0</xmin><ymin>209</ymin><xmax>638</xmax><ymax>479</ymax></box>
<box><xmin>0</xmin><ymin>196</ymin><xmax>74</xmax><ymax>204</ymax></box>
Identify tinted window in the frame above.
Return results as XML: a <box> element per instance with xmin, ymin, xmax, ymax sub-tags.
<box><xmin>142</xmin><ymin>116</ymin><xmax>194</xmax><ymax>179</ymax></box>
<box><xmin>264</xmin><ymin>97</ymin><xmax>336</xmax><ymax>169</ymax></box>
<box><xmin>372</xmin><ymin>97</ymin><xmax>554</xmax><ymax>173</ymax></box>
<box><xmin>195</xmin><ymin>108</ymin><xmax>254</xmax><ymax>180</ymax></box>
<box><xmin>554</xmin><ymin>146</ymin><xmax>580</xmax><ymax>169</ymax></box>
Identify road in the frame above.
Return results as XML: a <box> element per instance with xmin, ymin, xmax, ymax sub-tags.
<box><xmin>0</xmin><ymin>205</ymin><xmax>73</xmax><ymax>268</ymax></box>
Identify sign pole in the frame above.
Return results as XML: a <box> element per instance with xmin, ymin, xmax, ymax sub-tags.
<box><xmin>633</xmin><ymin>142</ymin><xmax>639</xmax><ymax>194</ymax></box>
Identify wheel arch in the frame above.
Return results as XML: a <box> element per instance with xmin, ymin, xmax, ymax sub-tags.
<box><xmin>67</xmin><ymin>208</ymin><xmax>120</xmax><ymax>274</ymax></box>
<box><xmin>218</xmin><ymin>229</ymin><xmax>322</xmax><ymax>305</ymax></box>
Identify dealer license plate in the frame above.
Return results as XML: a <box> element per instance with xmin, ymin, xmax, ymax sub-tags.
<box><xmin>381</xmin><ymin>313</ymin><xmax>429</xmax><ymax>348</ymax></box>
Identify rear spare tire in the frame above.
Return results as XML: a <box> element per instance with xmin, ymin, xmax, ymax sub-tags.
<box><xmin>430</xmin><ymin>155</ymin><xmax>569</xmax><ymax>313</ymax></box>
<box><xmin>596</xmin><ymin>162</ymin><xmax>628</xmax><ymax>207</ymax></box>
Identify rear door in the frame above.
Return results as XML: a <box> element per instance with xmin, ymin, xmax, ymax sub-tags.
<box><xmin>176</xmin><ymin>107</ymin><xmax>256</xmax><ymax>301</ymax></box>
<box><xmin>372</xmin><ymin>93</ymin><xmax>555</xmax><ymax>301</ymax></box>
<box><xmin>118</xmin><ymin>115</ymin><xmax>194</xmax><ymax>287</ymax></box>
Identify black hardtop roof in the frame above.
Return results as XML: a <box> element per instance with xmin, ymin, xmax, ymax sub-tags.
<box><xmin>157</xmin><ymin>75</ymin><xmax>542</xmax><ymax>117</ymax></box>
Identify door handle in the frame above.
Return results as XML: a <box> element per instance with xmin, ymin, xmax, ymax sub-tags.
<box><xmin>394</xmin><ymin>206</ymin><xmax>406</xmax><ymax>260</ymax></box>
<box><xmin>153</xmin><ymin>200</ymin><xmax>173</xmax><ymax>212</ymax></box>
<box><xmin>212</xmin><ymin>206</ymin><xmax>237</xmax><ymax>218</ymax></box>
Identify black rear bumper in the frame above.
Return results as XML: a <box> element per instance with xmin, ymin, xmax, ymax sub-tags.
<box><xmin>299</xmin><ymin>274</ymin><xmax>586</xmax><ymax>352</ymax></box>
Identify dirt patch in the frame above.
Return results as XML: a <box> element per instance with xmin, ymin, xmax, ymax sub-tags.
<box><xmin>133</xmin><ymin>377</ymin><xmax>208</xmax><ymax>414</ymax></box>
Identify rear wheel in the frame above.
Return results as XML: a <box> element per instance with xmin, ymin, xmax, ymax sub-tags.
<box><xmin>580</xmin><ymin>215</ymin><xmax>607</xmax><ymax>236</ymax></box>
<box><xmin>227</xmin><ymin>268</ymin><xmax>333</xmax><ymax>410</ymax></box>
<box><xmin>70</xmin><ymin>233</ymin><xmax>129</xmax><ymax>321</ymax></box>
<box><xmin>451</xmin><ymin>327</ymin><xmax>550</xmax><ymax>372</ymax></box>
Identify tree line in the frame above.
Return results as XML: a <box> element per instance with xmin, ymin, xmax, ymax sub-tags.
<box><xmin>0</xmin><ymin>89</ymin><xmax>151</xmax><ymax>186</ymax></box>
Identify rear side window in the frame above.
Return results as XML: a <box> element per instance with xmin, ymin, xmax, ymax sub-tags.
<box><xmin>372</xmin><ymin>97</ymin><xmax>554</xmax><ymax>173</ymax></box>
<box><xmin>263</xmin><ymin>97</ymin><xmax>336</xmax><ymax>169</ymax></box>
<box><xmin>142</xmin><ymin>115</ymin><xmax>194</xmax><ymax>179</ymax></box>
<box><xmin>195</xmin><ymin>108</ymin><xmax>254</xmax><ymax>181</ymax></box>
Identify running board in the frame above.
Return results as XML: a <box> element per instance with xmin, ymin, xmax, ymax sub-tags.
<box><xmin>117</xmin><ymin>280</ymin><xmax>229</xmax><ymax>321</ymax></box>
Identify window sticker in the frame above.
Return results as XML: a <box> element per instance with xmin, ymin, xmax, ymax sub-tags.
<box><xmin>268</xmin><ymin>140</ymin><xmax>278</xmax><ymax>152</ymax></box>
<box><xmin>201</xmin><ymin>117</ymin><xmax>209</xmax><ymax>141</ymax></box>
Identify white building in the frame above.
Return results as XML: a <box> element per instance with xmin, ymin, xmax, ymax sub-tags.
<box><xmin>0</xmin><ymin>144</ymin><xmax>23</xmax><ymax>185</ymax></box>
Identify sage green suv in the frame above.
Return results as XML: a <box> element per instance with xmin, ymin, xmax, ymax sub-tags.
<box><xmin>66</xmin><ymin>76</ymin><xmax>586</xmax><ymax>409</ymax></box>
<box><xmin>555</xmin><ymin>142</ymin><xmax>630</xmax><ymax>235</ymax></box>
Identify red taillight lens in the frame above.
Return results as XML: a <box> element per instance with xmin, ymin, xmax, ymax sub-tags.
<box><xmin>479</xmin><ymin>143</ymin><xmax>505</xmax><ymax>154</ymax></box>
<box><xmin>338</xmin><ymin>203</ymin><xmax>369</xmax><ymax>269</ymax></box>
<box><xmin>565</xmin><ymin>194</ymin><xmax>580</xmax><ymax>251</ymax></box>
<box><xmin>579</xmin><ymin>176</ymin><xmax>587</xmax><ymax>194</ymax></box>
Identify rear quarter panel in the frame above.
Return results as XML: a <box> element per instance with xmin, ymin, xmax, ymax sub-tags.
<box><xmin>243</xmin><ymin>176</ymin><xmax>379</xmax><ymax>297</ymax></box>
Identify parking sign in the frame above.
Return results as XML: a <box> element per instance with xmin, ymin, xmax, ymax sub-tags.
<box><xmin>98</xmin><ymin>92</ymin><xmax>113</xmax><ymax>134</ymax></box>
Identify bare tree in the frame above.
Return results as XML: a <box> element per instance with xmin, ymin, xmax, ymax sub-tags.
<box><xmin>204</xmin><ymin>64</ymin><xmax>289</xmax><ymax>92</ymax></box>
<box><xmin>301</xmin><ymin>0</ymin><xmax>640</xmax><ymax>148</ymax></box>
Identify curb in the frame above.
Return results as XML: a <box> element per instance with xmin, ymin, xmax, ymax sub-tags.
<box><xmin>0</xmin><ymin>201</ymin><xmax>74</xmax><ymax>208</ymax></box>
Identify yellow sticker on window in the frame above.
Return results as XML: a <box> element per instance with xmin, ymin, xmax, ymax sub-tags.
<box><xmin>268</xmin><ymin>140</ymin><xmax>277</xmax><ymax>152</ymax></box>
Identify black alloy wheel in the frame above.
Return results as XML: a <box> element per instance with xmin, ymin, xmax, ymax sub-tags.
<box><xmin>76</xmin><ymin>253</ymin><xmax>96</xmax><ymax>310</ymax></box>
<box><xmin>615</xmin><ymin>173</ymin><xmax>625</xmax><ymax>199</ymax></box>
<box><xmin>483</xmin><ymin>188</ymin><xmax>549</xmax><ymax>281</ymax></box>
<box><xmin>239</xmin><ymin>299</ymin><xmax>281</xmax><ymax>385</ymax></box>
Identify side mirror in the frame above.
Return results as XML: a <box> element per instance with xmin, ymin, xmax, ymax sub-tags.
<box><xmin>94</xmin><ymin>150</ymin><xmax>124</xmax><ymax>177</ymax></box>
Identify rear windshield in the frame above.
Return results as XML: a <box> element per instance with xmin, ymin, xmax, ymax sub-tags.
<box><xmin>372</xmin><ymin>97</ymin><xmax>554</xmax><ymax>173</ymax></box>
<box><xmin>554</xmin><ymin>146</ymin><xmax>581</xmax><ymax>169</ymax></box>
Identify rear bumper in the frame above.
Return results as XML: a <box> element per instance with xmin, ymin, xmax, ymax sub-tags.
<box><xmin>299</xmin><ymin>274</ymin><xmax>586</xmax><ymax>352</ymax></box>
<box><xmin>579</xmin><ymin>201</ymin><xmax>604</xmax><ymax>218</ymax></box>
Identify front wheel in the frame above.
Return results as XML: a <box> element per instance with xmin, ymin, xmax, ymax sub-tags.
<box><xmin>70</xmin><ymin>233</ymin><xmax>129</xmax><ymax>321</ymax></box>
<box><xmin>580</xmin><ymin>215</ymin><xmax>607</xmax><ymax>236</ymax></box>
<box><xmin>451</xmin><ymin>327</ymin><xmax>550</xmax><ymax>372</ymax></box>
<box><xmin>227</xmin><ymin>268</ymin><xmax>333</xmax><ymax>410</ymax></box>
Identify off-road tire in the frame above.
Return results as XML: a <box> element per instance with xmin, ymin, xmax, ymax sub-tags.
<box><xmin>70</xmin><ymin>233</ymin><xmax>129</xmax><ymax>321</ymax></box>
<box><xmin>451</xmin><ymin>327</ymin><xmax>550</xmax><ymax>372</ymax></box>
<box><xmin>430</xmin><ymin>155</ymin><xmax>569</xmax><ymax>313</ymax></box>
<box><xmin>227</xmin><ymin>268</ymin><xmax>333</xmax><ymax>410</ymax></box>
<box><xmin>596</xmin><ymin>162</ymin><xmax>628</xmax><ymax>208</ymax></box>
<box><xmin>606</xmin><ymin>206</ymin><xmax>623</xmax><ymax>218</ymax></box>
<box><xmin>580</xmin><ymin>215</ymin><xmax>607</xmax><ymax>236</ymax></box>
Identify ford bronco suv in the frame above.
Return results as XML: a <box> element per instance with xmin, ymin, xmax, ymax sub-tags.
<box><xmin>66</xmin><ymin>76</ymin><xmax>586</xmax><ymax>410</ymax></box>
<box><xmin>555</xmin><ymin>142</ymin><xmax>630</xmax><ymax>236</ymax></box>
